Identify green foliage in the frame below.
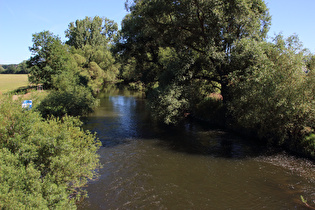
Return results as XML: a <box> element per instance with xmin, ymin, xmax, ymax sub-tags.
<box><xmin>38</xmin><ymin>85</ymin><xmax>98</xmax><ymax>118</ymax></box>
<box><xmin>71</xmin><ymin>43</ymin><xmax>120</xmax><ymax>91</ymax></box>
<box><xmin>27</xmin><ymin>31</ymin><xmax>78</xmax><ymax>88</ymax></box>
<box><xmin>65</xmin><ymin>16</ymin><xmax>118</xmax><ymax>49</ymax></box>
<box><xmin>27</xmin><ymin>16</ymin><xmax>120</xmax><ymax>93</ymax></box>
<box><xmin>302</xmin><ymin>134</ymin><xmax>315</xmax><ymax>158</ymax></box>
<box><xmin>0</xmin><ymin>96</ymin><xmax>101</xmax><ymax>209</ymax></box>
<box><xmin>128</xmin><ymin>81</ymin><xmax>145</xmax><ymax>91</ymax></box>
<box><xmin>119</xmin><ymin>0</ymin><xmax>271</xmax><ymax>124</ymax></box>
<box><xmin>119</xmin><ymin>1</ymin><xmax>315</xmax><ymax>159</ymax></box>
<box><xmin>0</xmin><ymin>61</ymin><xmax>29</xmax><ymax>74</ymax></box>
<box><xmin>195</xmin><ymin>95</ymin><xmax>225</xmax><ymax>126</ymax></box>
<box><xmin>228</xmin><ymin>35</ymin><xmax>314</xmax><ymax>151</ymax></box>
<box><xmin>148</xmin><ymin>84</ymin><xmax>189</xmax><ymax>125</ymax></box>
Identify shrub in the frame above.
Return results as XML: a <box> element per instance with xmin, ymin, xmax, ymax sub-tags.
<box><xmin>38</xmin><ymin>85</ymin><xmax>98</xmax><ymax>118</ymax></box>
<box><xmin>228</xmin><ymin>36</ymin><xmax>314</xmax><ymax>155</ymax></box>
<box><xmin>302</xmin><ymin>133</ymin><xmax>315</xmax><ymax>158</ymax></box>
<box><xmin>0</xmin><ymin>96</ymin><xmax>101</xmax><ymax>208</ymax></box>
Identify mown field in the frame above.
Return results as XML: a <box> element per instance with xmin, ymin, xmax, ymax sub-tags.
<box><xmin>0</xmin><ymin>74</ymin><xmax>29</xmax><ymax>93</ymax></box>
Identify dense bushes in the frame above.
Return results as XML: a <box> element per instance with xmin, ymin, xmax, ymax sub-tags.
<box><xmin>0</xmin><ymin>97</ymin><xmax>101</xmax><ymax>208</ymax></box>
<box><xmin>38</xmin><ymin>85</ymin><xmax>98</xmax><ymax>118</ymax></box>
<box><xmin>227</xmin><ymin>36</ymin><xmax>315</xmax><ymax>157</ymax></box>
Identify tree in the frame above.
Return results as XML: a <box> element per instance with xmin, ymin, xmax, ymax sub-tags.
<box><xmin>27</xmin><ymin>31</ymin><xmax>77</xmax><ymax>88</ymax></box>
<box><xmin>227</xmin><ymin>35</ymin><xmax>314</xmax><ymax>154</ymax></box>
<box><xmin>66</xmin><ymin>17</ymin><xmax>120</xmax><ymax>91</ymax></box>
<box><xmin>16</xmin><ymin>61</ymin><xmax>29</xmax><ymax>74</ymax></box>
<box><xmin>120</xmin><ymin>0</ymin><xmax>271</xmax><ymax>124</ymax></box>
<box><xmin>38</xmin><ymin>85</ymin><xmax>98</xmax><ymax>118</ymax></box>
<box><xmin>65</xmin><ymin>16</ymin><xmax>118</xmax><ymax>49</ymax></box>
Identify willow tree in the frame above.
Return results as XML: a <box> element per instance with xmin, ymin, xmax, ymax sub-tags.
<box><xmin>65</xmin><ymin>16</ymin><xmax>118</xmax><ymax>49</ymax></box>
<box><xmin>120</xmin><ymin>0</ymin><xmax>271</xmax><ymax>124</ymax></box>
<box><xmin>66</xmin><ymin>16</ymin><xmax>120</xmax><ymax>89</ymax></box>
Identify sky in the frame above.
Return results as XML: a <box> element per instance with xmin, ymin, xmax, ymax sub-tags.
<box><xmin>0</xmin><ymin>0</ymin><xmax>314</xmax><ymax>64</ymax></box>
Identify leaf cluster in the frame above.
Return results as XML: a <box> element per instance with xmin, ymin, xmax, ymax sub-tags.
<box><xmin>228</xmin><ymin>35</ymin><xmax>314</xmax><ymax>156</ymax></box>
<box><xmin>119</xmin><ymin>0</ymin><xmax>271</xmax><ymax>124</ymax></box>
<box><xmin>0</xmin><ymin>96</ymin><xmax>101</xmax><ymax>208</ymax></box>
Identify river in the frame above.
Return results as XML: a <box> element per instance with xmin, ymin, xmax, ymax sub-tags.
<box><xmin>78</xmin><ymin>87</ymin><xmax>314</xmax><ymax>209</ymax></box>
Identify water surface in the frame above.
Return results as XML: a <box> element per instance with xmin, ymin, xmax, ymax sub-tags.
<box><xmin>79</xmin><ymin>88</ymin><xmax>315</xmax><ymax>209</ymax></box>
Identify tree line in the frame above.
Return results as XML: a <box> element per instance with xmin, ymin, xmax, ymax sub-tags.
<box><xmin>8</xmin><ymin>0</ymin><xmax>315</xmax><ymax>159</ymax></box>
<box><xmin>0</xmin><ymin>61</ymin><xmax>29</xmax><ymax>74</ymax></box>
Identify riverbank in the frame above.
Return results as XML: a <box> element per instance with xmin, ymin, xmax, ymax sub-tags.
<box><xmin>192</xmin><ymin>94</ymin><xmax>315</xmax><ymax>161</ymax></box>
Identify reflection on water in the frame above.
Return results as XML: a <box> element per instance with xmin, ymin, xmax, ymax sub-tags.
<box><xmin>79</xmin><ymin>87</ymin><xmax>315</xmax><ymax>210</ymax></box>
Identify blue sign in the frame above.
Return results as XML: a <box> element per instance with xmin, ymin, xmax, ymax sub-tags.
<box><xmin>22</xmin><ymin>100</ymin><xmax>32</xmax><ymax>110</ymax></box>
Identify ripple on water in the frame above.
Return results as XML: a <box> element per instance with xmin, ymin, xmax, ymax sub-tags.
<box><xmin>79</xmin><ymin>93</ymin><xmax>315</xmax><ymax>210</ymax></box>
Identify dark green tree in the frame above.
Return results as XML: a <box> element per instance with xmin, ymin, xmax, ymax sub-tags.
<box><xmin>119</xmin><ymin>0</ymin><xmax>271</xmax><ymax>124</ymax></box>
<box><xmin>16</xmin><ymin>61</ymin><xmax>29</xmax><ymax>74</ymax></box>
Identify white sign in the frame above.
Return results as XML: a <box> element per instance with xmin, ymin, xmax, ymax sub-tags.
<box><xmin>22</xmin><ymin>100</ymin><xmax>32</xmax><ymax>110</ymax></box>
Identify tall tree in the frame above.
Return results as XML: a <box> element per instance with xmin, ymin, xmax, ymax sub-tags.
<box><xmin>27</xmin><ymin>31</ymin><xmax>76</xmax><ymax>88</ymax></box>
<box><xmin>66</xmin><ymin>17</ymin><xmax>120</xmax><ymax>90</ymax></box>
<box><xmin>65</xmin><ymin>16</ymin><xmax>118</xmax><ymax>49</ymax></box>
<box><xmin>120</xmin><ymin>0</ymin><xmax>271</xmax><ymax>124</ymax></box>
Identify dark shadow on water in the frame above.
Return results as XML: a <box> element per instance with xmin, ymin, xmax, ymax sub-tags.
<box><xmin>150</xmin><ymin>119</ymin><xmax>268</xmax><ymax>159</ymax></box>
<box><xmin>83</xmin><ymin>88</ymin><xmax>269</xmax><ymax>159</ymax></box>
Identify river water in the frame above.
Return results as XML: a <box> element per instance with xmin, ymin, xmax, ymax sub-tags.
<box><xmin>78</xmin><ymin>88</ymin><xmax>314</xmax><ymax>209</ymax></box>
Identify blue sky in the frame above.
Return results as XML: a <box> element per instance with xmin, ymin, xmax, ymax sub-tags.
<box><xmin>0</xmin><ymin>0</ymin><xmax>314</xmax><ymax>64</ymax></box>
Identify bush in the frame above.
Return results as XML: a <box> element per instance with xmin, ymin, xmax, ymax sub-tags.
<box><xmin>0</xmin><ymin>96</ymin><xmax>101</xmax><ymax>208</ymax></box>
<box><xmin>228</xmin><ymin>36</ymin><xmax>314</xmax><ymax>156</ymax></box>
<box><xmin>148</xmin><ymin>84</ymin><xmax>189</xmax><ymax>125</ymax></box>
<box><xmin>301</xmin><ymin>133</ymin><xmax>315</xmax><ymax>158</ymax></box>
<box><xmin>38</xmin><ymin>85</ymin><xmax>98</xmax><ymax>118</ymax></box>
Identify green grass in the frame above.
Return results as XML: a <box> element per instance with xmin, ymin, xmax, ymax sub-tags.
<box><xmin>0</xmin><ymin>74</ymin><xmax>29</xmax><ymax>94</ymax></box>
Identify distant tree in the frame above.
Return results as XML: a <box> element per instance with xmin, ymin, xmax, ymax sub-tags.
<box><xmin>66</xmin><ymin>17</ymin><xmax>120</xmax><ymax>90</ymax></box>
<box><xmin>0</xmin><ymin>65</ymin><xmax>18</xmax><ymax>74</ymax></box>
<box><xmin>16</xmin><ymin>61</ymin><xmax>29</xmax><ymax>74</ymax></box>
<box><xmin>6</xmin><ymin>65</ymin><xmax>17</xmax><ymax>74</ymax></box>
<box><xmin>65</xmin><ymin>16</ymin><xmax>118</xmax><ymax>49</ymax></box>
<box><xmin>0</xmin><ymin>62</ymin><xmax>29</xmax><ymax>74</ymax></box>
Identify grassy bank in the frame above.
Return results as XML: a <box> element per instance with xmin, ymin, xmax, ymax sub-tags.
<box><xmin>0</xmin><ymin>74</ymin><xmax>29</xmax><ymax>94</ymax></box>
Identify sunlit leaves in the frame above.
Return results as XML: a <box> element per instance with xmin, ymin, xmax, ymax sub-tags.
<box><xmin>27</xmin><ymin>31</ymin><xmax>78</xmax><ymax>88</ymax></box>
<box><xmin>65</xmin><ymin>16</ymin><xmax>119</xmax><ymax>49</ymax></box>
<box><xmin>0</xmin><ymin>97</ymin><xmax>101</xmax><ymax>208</ymax></box>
